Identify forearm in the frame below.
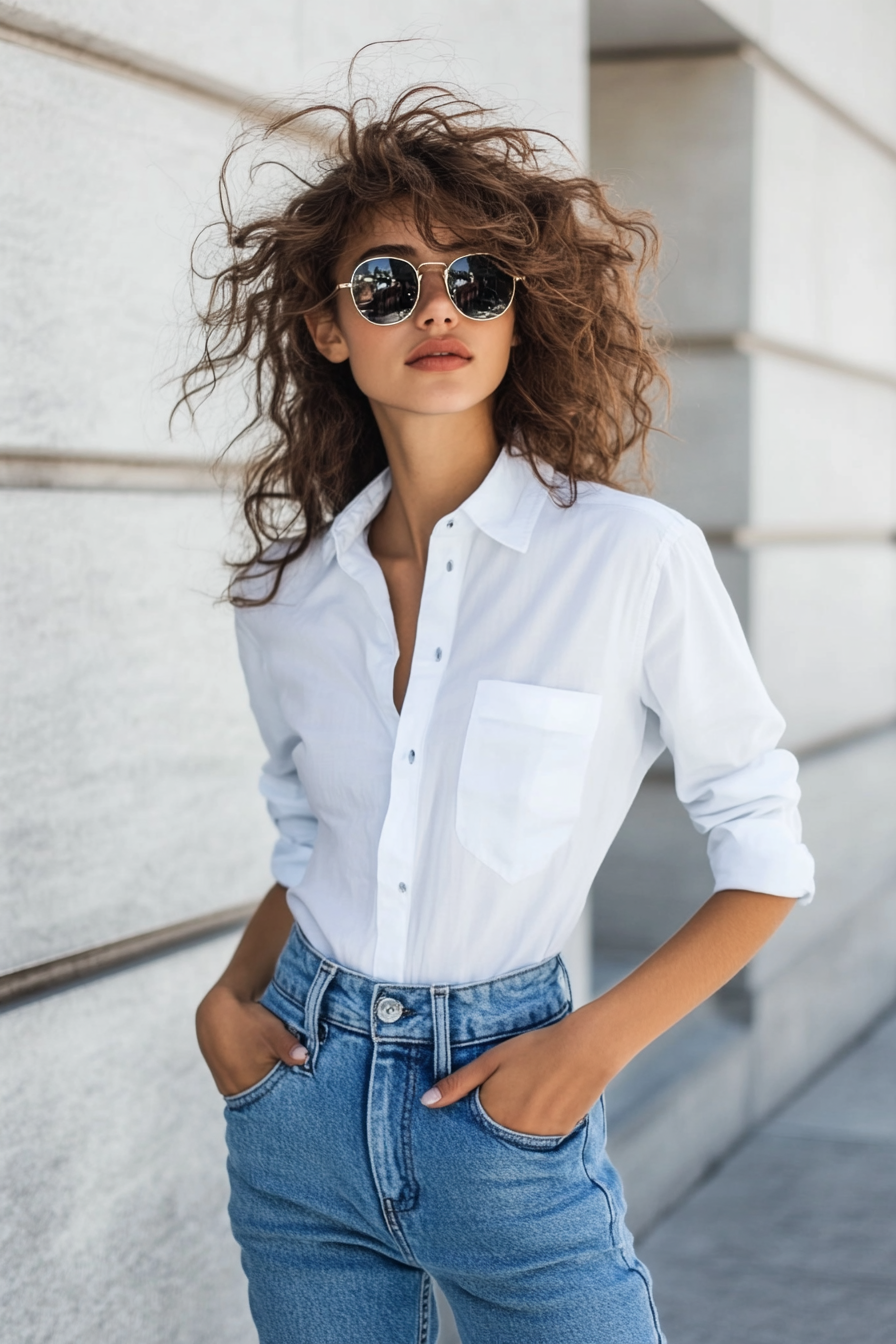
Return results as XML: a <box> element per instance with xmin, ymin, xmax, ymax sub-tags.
<box><xmin>573</xmin><ymin>888</ymin><xmax>794</xmax><ymax>1082</ymax></box>
<box><xmin>215</xmin><ymin>882</ymin><xmax>295</xmax><ymax>1002</ymax></box>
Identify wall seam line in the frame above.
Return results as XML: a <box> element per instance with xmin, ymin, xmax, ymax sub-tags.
<box><xmin>668</xmin><ymin>332</ymin><xmax>896</xmax><ymax>390</ymax></box>
<box><xmin>591</xmin><ymin>40</ymin><xmax>896</xmax><ymax>164</ymax></box>
<box><xmin>0</xmin><ymin>11</ymin><xmax>257</xmax><ymax>113</ymax></box>
<box><xmin>0</xmin><ymin>6</ymin><xmax>328</xmax><ymax>147</ymax></box>
<box><xmin>0</xmin><ymin>450</ymin><xmax>242</xmax><ymax>492</ymax></box>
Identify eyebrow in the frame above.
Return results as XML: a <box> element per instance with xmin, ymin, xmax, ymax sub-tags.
<box><xmin>349</xmin><ymin>241</ymin><xmax>469</xmax><ymax>269</ymax></box>
<box><xmin>350</xmin><ymin>243</ymin><xmax>417</xmax><ymax>269</ymax></box>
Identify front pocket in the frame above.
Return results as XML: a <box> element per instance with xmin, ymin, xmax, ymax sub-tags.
<box><xmin>223</xmin><ymin>1061</ymin><xmax>289</xmax><ymax>1111</ymax></box>
<box><xmin>455</xmin><ymin>680</ymin><xmax>602</xmax><ymax>882</ymax></box>
<box><xmin>470</xmin><ymin>1087</ymin><xmax>585</xmax><ymax>1151</ymax></box>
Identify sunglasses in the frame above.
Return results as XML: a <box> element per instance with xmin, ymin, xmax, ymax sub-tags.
<box><xmin>335</xmin><ymin>254</ymin><xmax>524</xmax><ymax>325</ymax></box>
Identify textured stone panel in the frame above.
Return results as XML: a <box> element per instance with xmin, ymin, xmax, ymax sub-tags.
<box><xmin>750</xmin><ymin>543</ymin><xmax>896</xmax><ymax>749</ymax></box>
<box><xmin>0</xmin><ymin>42</ymin><xmax>236</xmax><ymax>459</ymax></box>
<box><xmin>753</xmin><ymin>64</ymin><xmax>896</xmax><ymax>376</ymax></box>
<box><xmin>751</xmin><ymin>351</ymin><xmax>896</xmax><ymax>529</ymax></box>
<box><xmin>297</xmin><ymin>0</ymin><xmax>590</xmax><ymax>159</ymax></box>
<box><xmin>590</xmin><ymin>53</ymin><xmax>753</xmax><ymax>336</ymax></box>
<box><xmin>707</xmin><ymin>0</ymin><xmax>896</xmax><ymax>151</ymax></box>
<box><xmin>6</xmin><ymin>0</ymin><xmax>305</xmax><ymax>93</ymax></box>
<box><xmin>0</xmin><ymin>932</ymin><xmax>253</xmax><ymax>1344</ymax></box>
<box><xmin>0</xmin><ymin>490</ymin><xmax>271</xmax><ymax>973</ymax></box>
<box><xmin>650</xmin><ymin>347</ymin><xmax>751</xmax><ymax>530</ymax></box>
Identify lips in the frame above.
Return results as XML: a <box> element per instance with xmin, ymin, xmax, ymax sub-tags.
<box><xmin>405</xmin><ymin>338</ymin><xmax>472</xmax><ymax>370</ymax></box>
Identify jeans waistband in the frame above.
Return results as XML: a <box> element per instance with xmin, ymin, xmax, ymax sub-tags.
<box><xmin>261</xmin><ymin>924</ymin><xmax>572</xmax><ymax>1075</ymax></box>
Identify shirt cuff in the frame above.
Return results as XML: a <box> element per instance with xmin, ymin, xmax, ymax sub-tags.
<box><xmin>707</xmin><ymin>818</ymin><xmax>815</xmax><ymax>903</ymax></box>
<box><xmin>271</xmin><ymin>838</ymin><xmax>314</xmax><ymax>891</ymax></box>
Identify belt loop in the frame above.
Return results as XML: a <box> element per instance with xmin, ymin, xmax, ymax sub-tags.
<box><xmin>303</xmin><ymin>957</ymin><xmax>337</xmax><ymax>1070</ymax></box>
<box><xmin>430</xmin><ymin>986</ymin><xmax>451</xmax><ymax>1081</ymax></box>
<box><xmin>556</xmin><ymin>955</ymin><xmax>573</xmax><ymax>1010</ymax></box>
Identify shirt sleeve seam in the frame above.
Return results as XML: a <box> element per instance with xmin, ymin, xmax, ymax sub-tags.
<box><xmin>632</xmin><ymin>515</ymin><xmax>693</xmax><ymax>691</ymax></box>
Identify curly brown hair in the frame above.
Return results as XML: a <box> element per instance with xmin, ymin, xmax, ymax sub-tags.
<box><xmin>177</xmin><ymin>85</ymin><xmax>666</xmax><ymax>604</ymax></box>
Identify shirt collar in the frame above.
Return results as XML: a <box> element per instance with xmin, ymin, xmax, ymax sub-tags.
<box><xmin>324</xmin><ymin>448</ymin><xmax>549</xmax><ymax>563</ymax></box>
<box><xmin>459</xmin><ymin>449</ymin><xmax>549</xmax><ymax>553</ymax></box>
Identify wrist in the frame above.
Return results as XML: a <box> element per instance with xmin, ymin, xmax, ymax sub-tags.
<box><xmin>564</xmin><ymin>997</ymin><xmax>634</xmax><ymax>1087</ymax></box>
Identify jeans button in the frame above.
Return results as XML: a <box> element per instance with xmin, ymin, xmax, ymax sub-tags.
<box><xmin>376</xmin><ymin>996</ymin><xmax>404</xmax><ymax>1024</ymax></box>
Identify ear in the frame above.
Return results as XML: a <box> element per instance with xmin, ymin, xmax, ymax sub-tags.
<box><xmin>304</xmin><ymin>308</ymin><xmax>351</xmax><ymax>364</ymax></box>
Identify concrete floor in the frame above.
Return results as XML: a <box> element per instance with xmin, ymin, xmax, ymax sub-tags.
<box><xmin>641</xmin><ymin>1006</ymin><xmax>896</xmax><ymax>1344</ymax></box>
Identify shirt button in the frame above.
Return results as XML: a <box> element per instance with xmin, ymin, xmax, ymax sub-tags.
<box><xmin>435</xmin><ymin>648</ymin><xmax>442</xmax><ymax>661</ymax></box>
<box><xmin>446</xmin><ymin>560</ymin><xmax>454</xmax><ymax>572</ymax></box>
<box><xmin>376</xmin><ymin>996</ymin><xmax>404</xmax><ymax>1024</ymax></box>
<box><xmin>408</xmin><ymin>749</ymin><xmax>415</xmax><ymax>763</ymax></box>
<box><xmin>447</xmin><ymin>519</ymin><xmax>454</xmax><ymax>529</ymax></box>
<box><xmin>398</xmin><ymin>882</ymin><xmax>407</xmax><ymax>893</ymax></box>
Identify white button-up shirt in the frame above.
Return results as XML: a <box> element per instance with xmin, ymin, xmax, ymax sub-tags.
<box><xmin>235</xmin><ymin>449</ymin><xmax>814</xmax><ymax>985</ymax></box>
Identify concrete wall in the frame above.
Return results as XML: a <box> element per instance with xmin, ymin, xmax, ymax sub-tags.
<box><xmin>0</xmin><ymin>5</ymin><xmax>588</xmax><ymax>1341</ymax></box>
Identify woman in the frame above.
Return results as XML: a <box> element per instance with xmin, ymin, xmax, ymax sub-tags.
<box><xmin>185</xmin><ymin>87</ymin><xmax>814</xmax><ymax>1343</ymax></box>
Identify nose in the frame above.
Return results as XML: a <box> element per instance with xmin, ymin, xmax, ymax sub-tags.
<box><xmin>414</xmin><ymin>265</ymin><xmax>458</xmax><ymax>329</ymax></box>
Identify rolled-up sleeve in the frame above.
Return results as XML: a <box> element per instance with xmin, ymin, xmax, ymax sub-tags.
<box><xmin>640</xmin><ymin>521</ymin><xmax>815</xmax><ymax>902</ymax></box>
<box><xmin>235</xmin><ymin>617</ymin><xmax>318</xmax><ymax>890</ymax></box>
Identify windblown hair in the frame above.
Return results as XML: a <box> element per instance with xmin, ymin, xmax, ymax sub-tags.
<box><xmin>178</xmin><ymin>85</ymin><xmax>667</xmax><ymax>604</ymax></box>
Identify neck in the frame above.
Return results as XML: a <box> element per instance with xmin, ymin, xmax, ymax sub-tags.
<box><xmin>367</xmin><ymin>398</ymin><xmax>500</xmax><ymax>563</ymax></box>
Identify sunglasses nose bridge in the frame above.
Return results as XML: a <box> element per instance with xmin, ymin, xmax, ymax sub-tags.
<box><xmin>414</xmin><ymin>263</ymin><xmax>458</xmax><ymax>317</ymax></box>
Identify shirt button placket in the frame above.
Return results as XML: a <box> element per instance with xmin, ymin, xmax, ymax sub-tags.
<box><xmin>372</xmin><ymin>512</ymin><xmax>465</xmax><ymax>981</ymax></box>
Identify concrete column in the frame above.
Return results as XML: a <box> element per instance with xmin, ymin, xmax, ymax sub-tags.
<box><xmin>589</xmin><ymin>0</ymin><xmax>896</xmax><ymax>1227</ymax></box>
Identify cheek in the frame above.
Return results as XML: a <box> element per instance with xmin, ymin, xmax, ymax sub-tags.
<box><xmin>476</xmin><ymin>318</ymin><xmax>515</xmax><ymax>384</ymax></box>
<box><xmin>343</xmin><ymin>326</ymin><xmax>402</xmax><ymax>399</ymax></box>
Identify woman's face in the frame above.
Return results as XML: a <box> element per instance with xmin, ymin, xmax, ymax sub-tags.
<box><xmin>305</xmin><ymin>205</ymin><xmax>517</xmax><ymax>421</ymax></box>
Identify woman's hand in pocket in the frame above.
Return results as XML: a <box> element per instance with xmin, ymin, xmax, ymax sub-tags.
<box><xmin>196</xmin><ymin>983</ymin><xmax>307</xmax><ymax>1097</ymax></box>
<box><xmin>419</xmin><ymin>1011</ymin><xmax>610</xmax><ymax>1137</ymax></box>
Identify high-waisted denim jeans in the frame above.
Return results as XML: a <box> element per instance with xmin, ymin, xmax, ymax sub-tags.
<box><xmin>224</xmin><ymin>925</ymin><xmax>664</xmax><ymax>1344</ymax></box>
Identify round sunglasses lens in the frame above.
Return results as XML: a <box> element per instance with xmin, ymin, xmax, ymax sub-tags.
<box><xmin>350</xmin><ymin>257</ymin><xmax>418</xmax><ymax>324</ymax></box>
<box><xmin>446</xmin><ymin>255</ymin><xmax>514</xmax><ymax>319</ymax></box>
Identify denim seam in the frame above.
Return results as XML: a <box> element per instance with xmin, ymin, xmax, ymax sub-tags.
<box><xmin>381</xmin><ymin>1197</ymin><xmax>419</xmax><ymax>1265</ymax></box>
<box><xmin>618</xmin><ymin>1246</ymin><xmax>665</xmax><ymax>1343</ymax></box>
<box><xmin>394</xmin><ymin>1051</ymin><xmax>421</xmax><ymax>1212</ymax></box>
<box><xmin>417</xmin><ymin>1272</ymin><xmax>433</xmax><ymax>1344</ymax></box>
<box><xmin>580</xmin><ymin>1115</ymin><xmax>623</xmax><ymax>1247</ymax></box>
<box><xmin>365</xmin><ymin>1030</ymin><xmax>420</xmax><ymax>1262</ymax></box>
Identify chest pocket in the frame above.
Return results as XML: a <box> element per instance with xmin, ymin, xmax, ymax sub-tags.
<box><xmin>455</xmin><ymin>680</ymin><xmax>602</xmax><ymax>884</ymax></box>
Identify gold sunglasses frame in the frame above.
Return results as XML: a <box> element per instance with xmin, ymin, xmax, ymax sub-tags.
<box><xmin>335</xmin><ymin>254</ymin><xmax>526</xmax><ymax>324</ymax></box>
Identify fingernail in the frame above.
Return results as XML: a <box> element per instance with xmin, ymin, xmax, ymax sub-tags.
<box><xmin>290</xmin><ymin>1044</ymin><xmax>308</xmax><ymax>1062</ymax></box>
<box><xmin>420</xmin><ymin>1087</ymin><xmax>442</xmax><ymax>1106</ymax></box>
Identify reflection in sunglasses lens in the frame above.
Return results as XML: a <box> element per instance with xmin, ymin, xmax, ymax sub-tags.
<box><xmin>350</xmin><ymin>257</ymin><xmax>418</xmax><ymax>325</ymax></box>
<box><xmin>446</xmin><ymin>255</ymin><xmax>514</xmax><ymax>319</ymax></box>
<box><xmin>349</xmin><ymin>254</ymin><xmax>515</xmax><ymax>324</ymax></box>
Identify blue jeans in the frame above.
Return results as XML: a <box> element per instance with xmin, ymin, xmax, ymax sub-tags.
<box><xmin>225</xmin><ymin>925</ymin><xmax>664</xmax><ymax>1343</ymax></box>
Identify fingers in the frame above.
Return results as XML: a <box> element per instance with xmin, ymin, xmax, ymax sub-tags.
<box><xmin>262</xmin><ymin>1014</ymin><xmax>309</xmax><ymax>1067</ymax></box>
<box><xmin>420</xmin><ymin>1052</ymin><xmax>498</xmax><ymax>1109</ymax></box>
